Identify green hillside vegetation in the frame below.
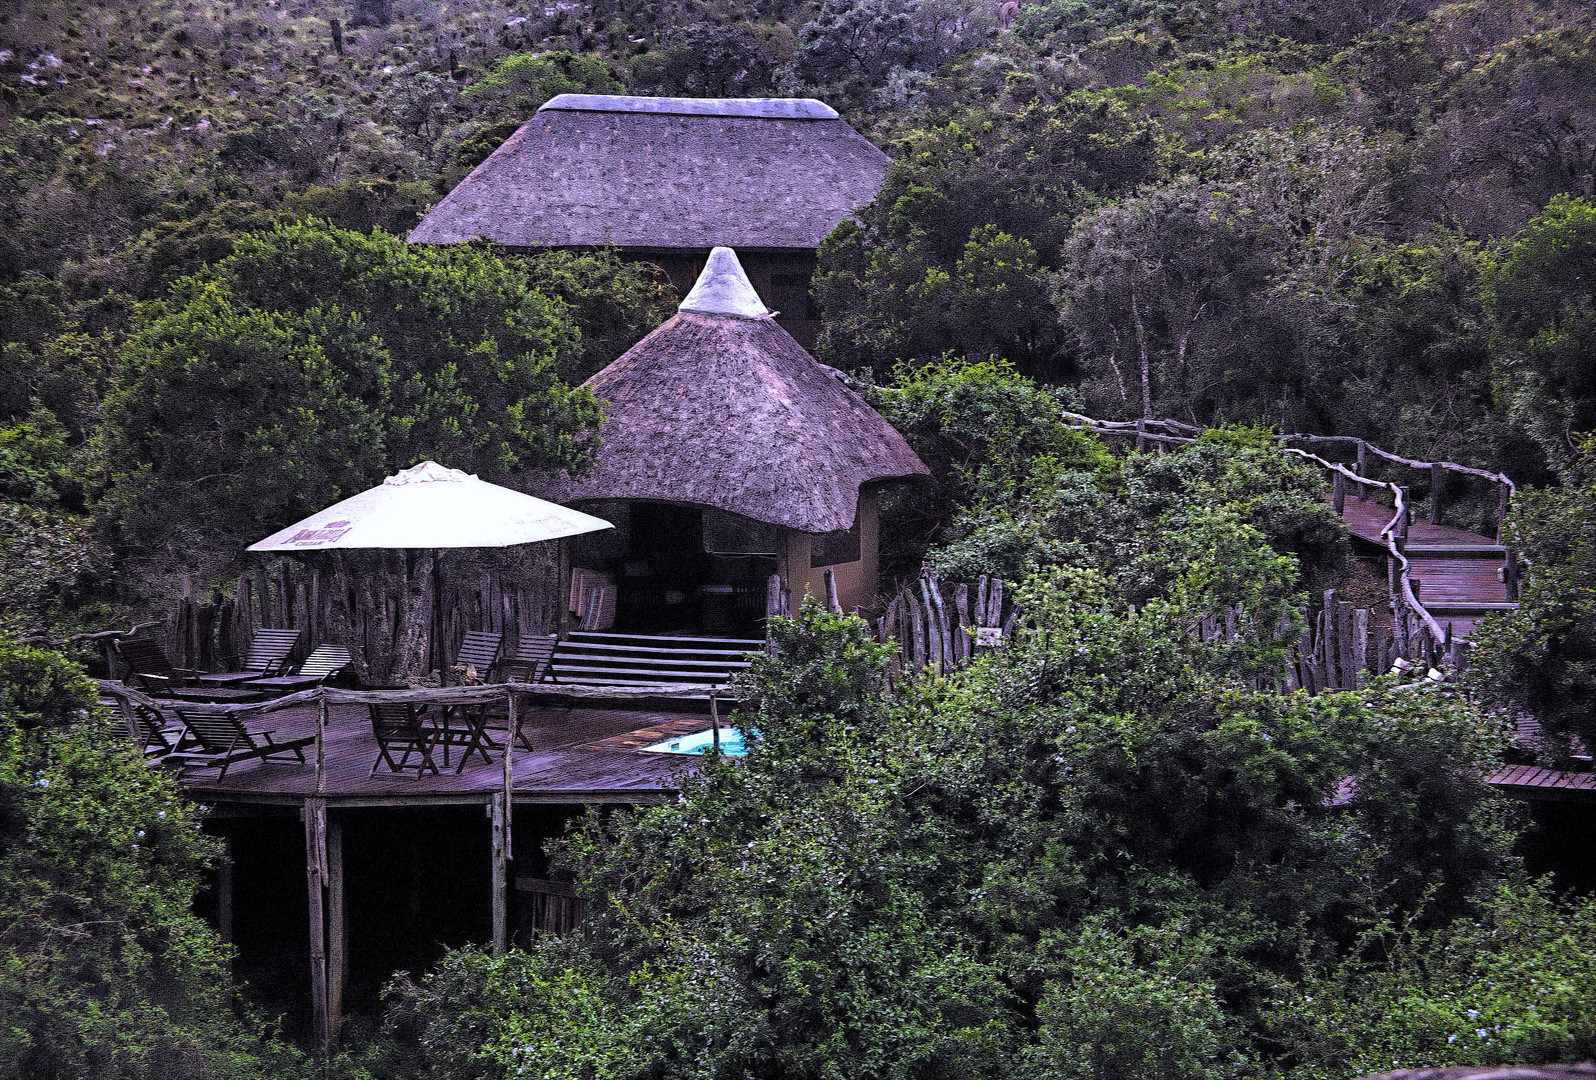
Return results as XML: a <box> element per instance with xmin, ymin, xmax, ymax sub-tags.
<box><xmin>3</xmin><ymin>0</ymin><xmax>1596</xmax><ymax>1075</ymax></box>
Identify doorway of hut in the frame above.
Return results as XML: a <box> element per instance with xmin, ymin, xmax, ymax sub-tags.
<box><xmin>569</xmin><ymin>501</ymin><xmax>775</xmax><ymax>639</ymax></box>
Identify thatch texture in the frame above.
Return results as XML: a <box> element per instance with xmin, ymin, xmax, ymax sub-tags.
<box><xmin>527</xmin><ymin>309</ymin><xmax>928</xmax><ymax>534</ymax></box>
<box><xmin>408</xmin><ymin>95</ymin><xmax>890</xmax><ymax>251</ymax></box>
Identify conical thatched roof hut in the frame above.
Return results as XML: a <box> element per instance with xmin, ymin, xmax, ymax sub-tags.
<box><xmin>531</xmin><ymin>248</ymin><xmax>927</xmax><ymax>627</ymax></box>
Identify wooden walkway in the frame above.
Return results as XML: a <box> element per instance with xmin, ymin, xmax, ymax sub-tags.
<box><xmin>180</xmin><ymin>702</ymin><xmax>710</xmax><ymax>807</ymax></box>
<box><xmin>1337</xmin><ymin>494</ymin><xmax>1517</xmax><ymax>639</ymax></box>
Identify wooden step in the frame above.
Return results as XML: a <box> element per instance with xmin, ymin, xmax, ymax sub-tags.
<box><xmin>1406</xmin><ymin>544</ymin><xmax>1508</xmax><ymax>557</ymax></box>
<box><xmin>555</xmin><ymin>653</ymin><xmax>751</xmax><ymax>672</ymax></box>
<box><xmin>567</xmin><ymin>631</ymin><xmax>763</xmax><ymax>650</ymax></box>
<box><xmin>549</xmin><ymin>633</ymin><xmax>759</xmax><ymax>691</ymax></box>
<box><xmin>559</xmin><ymin>643</ymin><xmax>755</xmax><ymax>666</ymax></box>
<box><xmin>1409</xmin><ymin>558</ymin><xmax>1512</xmax><ymax>605</ymax></box>
<box><xmin>564</xmin><ymin>639</ymin><xmax>755</xmax><ymax>656</ymax></box>
<box><xmin>550</xmin><ymin>664</ymin><xmax>731</xmax><ymax>684</ymax></box>
<box><xmin>1423</xmin><ymin>602</ymin><xmax>1520</xmax><ymax>614</ymax></box>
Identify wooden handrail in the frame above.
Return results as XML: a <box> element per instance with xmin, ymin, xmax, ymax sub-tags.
<box><xmin>94</xmin><ymin>678</ymin><xmax>740</xmax><ymax>719</ymax></box>
<box><xmin>1063</xmin><ymin>414</ymin><xmax>1514</xmax><ymax>492</ymax></box>
<box><xmin>1058</xmin><ymin>411</ymin><xmax>1521</xmax><ymax>648</ymax></box>
<box><xmin>1275</xmin><ymin>433</ymin><xmax>1515</xmax><ymax>493</ymax></box>
<box><xmin>18</xmin><ymin>621</ymin><xmax>161</xmax><ymax>649</ymax></box>
<box><xmin>1282</xmin><ymin>449</ymin><xmax>1450</xmax><ymax>646</ymax></box>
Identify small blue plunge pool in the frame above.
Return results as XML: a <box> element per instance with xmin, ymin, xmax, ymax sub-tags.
<box><xmin>640</xmin><ymin>727</ymin><xmax>753</xmax><ymax>756</ymax></box>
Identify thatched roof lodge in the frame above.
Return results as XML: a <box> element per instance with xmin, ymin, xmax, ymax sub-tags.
<box><xmin>531</xmin><ymin>248</ymin><xmax>927</xmax><ymax>631</ymax></box>
<box><xmin>408</xmin><ymin>94</ymin><xmax>891</xmax><ymax>346</ymax></box>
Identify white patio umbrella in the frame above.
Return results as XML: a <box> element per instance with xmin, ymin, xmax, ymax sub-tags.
<box><xmin>247</xmin><ymin>461</ymin><xmax>611</xmax><ymax>682</ymax></box>
<box><xmin>248</xmin><ymin>461</ymin><xmax>612</xmax><ymax>551</ymax></box>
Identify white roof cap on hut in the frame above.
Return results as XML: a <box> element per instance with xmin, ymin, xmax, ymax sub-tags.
<box><xmin>540</xmin><ymin>94</ymin><xmax>839</xmax><ymax>120</ymax></box>
<box><xmin>677</xmin><ymin>248</ymin><xmax>772</xmax><ymax>318</ymax></box>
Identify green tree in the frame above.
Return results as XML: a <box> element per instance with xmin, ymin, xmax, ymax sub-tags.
<box><xmin>1469</xmin><ymin>435</ymin><xmax>1596</xmax><ymax>762</ymax></box>
<box><xmin>97</xmin><ymin>221</ymin><xmax>600</xmax><ymax>568</ymax></box>
<box><xmin>398</xmin><ymin>585</ymin><xmax>1519</xmax><ymax>1080</ymax></box>
<box><xmin>517</xmin><ymin>248</ymin><xmax>678</xmax><ymax>383</ymax></box>
<box><xmin>0</xmin><ymin>637</ymin><xmax>300</xmax><ymax>1079</ymax></box>
<box><xmin>629</xmin><ymin>22</ymin><xmax>795</xmax><ymax>97</ymax></box>
<box><xmin>865</xmin><ymin>355</ymin><xmax>1112</xmax><ymax>554</ymax></box>
<box><xmin>1487</xmin><ymin>195</ymin><xmax>1596</xmax><ymax>477</ymax></box>
<box><xmin>450</xmin><ymin>51</ymin><xmax>624</xmax><ymax>173</ymax></box>
<box><xmin>1055</xmin><ymin>180</ymin><xmax>1284</xmax><ymax>421</ymax></box>
<box><xmin>813</xmin><ymin>101</ymin><xmax>1167</xmax><ymax>375</ymax></box>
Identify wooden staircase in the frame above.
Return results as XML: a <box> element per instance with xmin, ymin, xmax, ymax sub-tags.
<box><xmin>549</xmin><ymin>632</ymin><xmax>762</xmax><ymax>689</ymax></box>
<box><xmin>1404</xmin><ymin>543</ymin><xmax>1517</xmax><ymax>638</ymax></box>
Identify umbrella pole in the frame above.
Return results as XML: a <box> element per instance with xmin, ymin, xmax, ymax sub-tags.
<box><xmin>431</xmin><ymin>549</ymin><xmax>445</xmax><ymax>675</ymax></box>
<box><xmin>558</xmin><ymin>538</ymin><xmax>572</xmax><ymax>639</ymax></box>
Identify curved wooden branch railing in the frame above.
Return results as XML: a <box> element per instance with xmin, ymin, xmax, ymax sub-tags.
<box><xmin>1058</xmin><ymin>411</ymin><xmax>1517</xmax><ymax>664</ymax></box>
<box><xmin>1278</xmin><ymin>447</ymin><xmax>1448</xmax><ymax>646</ymax></box>
<box><xmin>18</xmin><ymin>621</ymin><xmax>162</xmax><ymax>649</ymax></box>
<box><xmin>1275</xmin><ymin>433</ymin><xmax>1515</xmax><ymax>493</ymax></box>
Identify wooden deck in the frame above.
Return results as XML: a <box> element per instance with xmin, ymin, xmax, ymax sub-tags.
<box><xmin>179</xmin><ymin>701</ymin><xmax>712</xmax><ymax>807</ymax></box>
<box><xmin>1336</xmin><ymin>493</ymin><xmax>1516</xmax><ymax>638</ymax></box>
<box><xmin>1488</xmin><ymin>764</ymin><xmax>1596</xmax><ymax>800</ymax></box>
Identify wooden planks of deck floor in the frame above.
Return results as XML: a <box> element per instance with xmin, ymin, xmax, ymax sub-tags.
<box><xmin>180</xmin><ymin>702</ymin><xmax>708</xmax><ymax>805</ymax></box>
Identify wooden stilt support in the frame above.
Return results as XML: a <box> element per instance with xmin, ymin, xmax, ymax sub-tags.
<box><xmin>490</xmin><ymin>791</ymin><xmax>509</xmax><ymax>957</ymax></box>
<box><xmin>304</xmin><ymin>797</ymin><xmax>330</xmax><ymax>1055</ymax></box>
<box><xmin>314</xmin><ymin>693</ymin><xmax>328</xmax><ymax>795</ymax></box>
<box><xmin>1352</xmin><ymin>607</ymin><xmax>1368</xmax><ymax>689</ymax></box>
<box><xmin>823</xmin><ymin>568</ymin><xmax>841</xmax><ymax>613</ymax></box>
<box><xmin>218</xmin><ymin>833</ymin><xmax>234</xmax><ymax>949</ymax></box>
<box><xmin>327</xmin><ymin>818</ymin><xmax>347</xmax><ymax>1039</ymax></box>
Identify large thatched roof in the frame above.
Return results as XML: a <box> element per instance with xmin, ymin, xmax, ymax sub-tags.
<box><xmin>529</xmin><ymin>249</ymin><xmax>927</xmax><ymax>533</ymax></box>
<box><xmin>408</xmin><ymin>95</ymin><xmax>890</xmax><ymax>251</ymax></box>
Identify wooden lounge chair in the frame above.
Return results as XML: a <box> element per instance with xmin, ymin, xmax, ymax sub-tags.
<box><xmin>107</xmin><ymin>695</ymin><xmax>181</xmax><ymax>758</ymax></box>
<box><xmin>449</xmin><ymin>631</ymin><xmax>503</xmax><ymax>684</ymax></box>
<box><xmin>500</xmin><ymin>635</ymin><xmax>557</xmax><ymax>684</ymax></box>
<box><xmin>243</xmin><ymin>645</ymin><xmax>355</xmax><ymax>696</ymax></box>
<box><xmin>368</xmin><ymin>702</ymin><xmax>441</xmax><ymax>778</ymax></box>
<box><xmin>193</xmin><ymin>628</ymin><xmax>304</xmax><ymax>688</ymax></box>
<box><xmin>167</xmin><ymin>707</ymin><xmax>313</xmax><ymax>779</ymax></box>
<box><xmin>114</xmin><ymin>637</ymin><xmax>201</xmax><ymax>695</ymax></box>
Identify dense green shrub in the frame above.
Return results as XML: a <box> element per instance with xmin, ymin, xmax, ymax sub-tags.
<box><xmin>96</xmin><ymin>221</ymin><xmax>601</xmax><ymax>570</ymax></box>
<box><xmin>0</xmin><ymin>637</ymin><xmax>300</xmax><ymax>1079</ymax></box>
<box><xmin>395</xmin><ymin>568</ymin><xmax>1532</xmax><ymax>1080</ymax></box>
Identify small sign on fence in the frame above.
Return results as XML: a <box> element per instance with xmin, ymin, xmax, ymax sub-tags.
<box><xmin>975</xmin><ymin>627</ymin><xmax>1004</xmax><ymax>649</ymax></box>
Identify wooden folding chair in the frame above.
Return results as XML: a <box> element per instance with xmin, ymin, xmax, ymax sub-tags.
<box><xmin>368</xmin><ymin>702</ymin><xmax>441</xmax><ymax>778</ymax></box>
<box><xmin>168</xmin><ymin>707</ymin><xmax>313</xmax><ymax>779</ymax></box>
<box><xmin>432</xmin><ymin>702</ymin><xmax>500</xmax><ymax>773</ymax></box>
<box><xmin>449</xmin><ymin>631</ymin><xmax>503</xmax><ymax>684</ymax></box>
<box><xmin>501</xmin><ymin>635</ymin><xmax>557</xmax><ymax>684</ymax></box>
